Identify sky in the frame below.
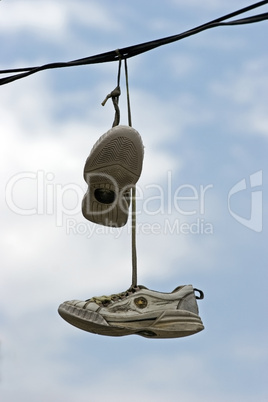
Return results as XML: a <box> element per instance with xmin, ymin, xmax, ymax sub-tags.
<box><xmin>0</xmin><ymin>0</ymin><xmax>267</xmax><ymax>401</ymax></box>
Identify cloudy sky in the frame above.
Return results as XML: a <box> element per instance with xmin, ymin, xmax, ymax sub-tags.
<box><xmin>1</xmin><ymin>1</ymin><xmax>267</xmax><ymax>401</ymax></box>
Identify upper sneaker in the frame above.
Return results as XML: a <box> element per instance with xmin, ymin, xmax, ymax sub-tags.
<box><xmin>82</xmin><ymin>125</ymin><xmax>144</xmax><ymax>227</ymax></box>
<box><xmin>58</xmin><ymin>285</ymin><xmax>204</xmax><ymax>339</ymax></box>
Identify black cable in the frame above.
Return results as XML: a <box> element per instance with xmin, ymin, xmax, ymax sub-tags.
<box><xmin>0</xmin><ymin>1</ymin><xmax>267</xmax><ymax>87</ymax></box>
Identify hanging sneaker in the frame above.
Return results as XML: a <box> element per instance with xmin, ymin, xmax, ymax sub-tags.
<box><xmin>58</xmin><ymin>284</ymin><xmax>204</xmax><ymax>339</ymax></box>
<box><xmin>82</xmin><ymin>125</ymin><xmax>144</xmax><ymax>227</ymax></box>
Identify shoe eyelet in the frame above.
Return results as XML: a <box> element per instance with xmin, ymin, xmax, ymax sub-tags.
<box><xmin>134</xmin><ymin>297</ymin><xmax>147</xmax><ymax>309</ymax></box>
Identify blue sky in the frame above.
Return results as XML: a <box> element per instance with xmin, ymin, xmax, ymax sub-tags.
<box><xmin>1</xmin><ymin>1</ymin><xmax>267</xmax><ymax>401</ymax></box>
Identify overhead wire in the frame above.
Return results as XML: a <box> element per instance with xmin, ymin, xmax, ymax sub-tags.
<box><xmin>0</xmin><ymin>1</ymin><xmax>268</xmax><ymax>86</ymax></box>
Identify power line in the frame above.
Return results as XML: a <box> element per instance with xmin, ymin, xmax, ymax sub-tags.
<box><xmin>0</xmin><ymin>1</ymin><xmax>267</xmax><ymax>87</ymax></box>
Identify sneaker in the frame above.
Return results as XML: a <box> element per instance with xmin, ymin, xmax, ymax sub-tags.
<box><xmin>58</xmin><ymin>285</ymin><xmax>204</xmax><ymax>339</ymax></box>
<box><xmin>82</xmin><ymin>125</ymin><xmax>144</xmax><ymax>227</ymax></box>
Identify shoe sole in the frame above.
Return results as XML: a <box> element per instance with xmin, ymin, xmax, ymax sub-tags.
<box><xmin>58</xmin><ymin>303</ymin><xmax>204</xmax><ymax>339</ymax></box>
<box><xmin>84</xmin><ymin>125</ymin><xmax>144</xmax><ymax>188</ymax></box>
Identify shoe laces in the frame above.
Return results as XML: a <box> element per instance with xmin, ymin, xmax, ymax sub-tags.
<box><xmin>87</xmin><ymin>286</ymin><xmax>143</xmax><ymax>307</ymax></box>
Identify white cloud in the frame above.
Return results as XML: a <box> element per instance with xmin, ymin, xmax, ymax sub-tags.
<box><xmin>209</xmin><ymin>57</ymin><xmax>268</xmax><ymax>138</ymax></box>
<box><xmin>0</xmin><ymin>0</ymin><xmax>122</xmax><ymax>41</ymax></box>
<box><xmin>0</xmin><ymin>1</ymin><xmax>67</xmax><ymax>36</ymax></box>
<box><xmin>170</xmin><ymin>0</ymin><xmax>246</xmax><ymax>13</ymax></box>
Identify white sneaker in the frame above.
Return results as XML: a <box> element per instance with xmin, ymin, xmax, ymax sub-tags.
<box><xmin>82</xmin><ymin>125</ymin><xmax>144</xmax><ymax>227</ymax></box>
<box><xmin>58</xmin><ymin>285</ymin><xmax>204</xmax><ymax>339</ymax></box>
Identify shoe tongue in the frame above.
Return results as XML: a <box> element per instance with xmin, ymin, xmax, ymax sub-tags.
<box><xmin>137</xmin><ymin>284</ymin><xmax>147</xmax><ymax>290</ymax></box>
<box><xmin>127</xmin><ymin>285</ymin><xmax>148</xmax><ymax>293</ymax></box>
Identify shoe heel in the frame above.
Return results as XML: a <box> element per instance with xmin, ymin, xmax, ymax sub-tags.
<box><xmin>137</xmin><ymin>310</ymin><xmax>204</xmax><ymax>339</ymax></box>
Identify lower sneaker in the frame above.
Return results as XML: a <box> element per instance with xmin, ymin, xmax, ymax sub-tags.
<box><xmin>82</xmin><ymin>125</ymin><xmax>144</xmax><ymax>227</ymax></box>
<box><xmin>58</xmin><ymin>285</ymin><xmax>204</xmax><ymax>339</ymax></box>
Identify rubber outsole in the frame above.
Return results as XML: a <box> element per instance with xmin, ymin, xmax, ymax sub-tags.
<box><xmin>58</xmin><ymin>303</ymin><xmax>204</xmax><ymax>339</ymax></box>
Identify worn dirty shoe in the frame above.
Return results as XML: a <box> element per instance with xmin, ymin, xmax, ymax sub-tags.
<box><xmin>82</xmin><ymin>125</ymin><xmax>144</xmax><ymax>227</ymax></box>
<box><xmin>58</xmin><ymin>285</ymin><xmax>204</xmax><ymax>339</ymax></box>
